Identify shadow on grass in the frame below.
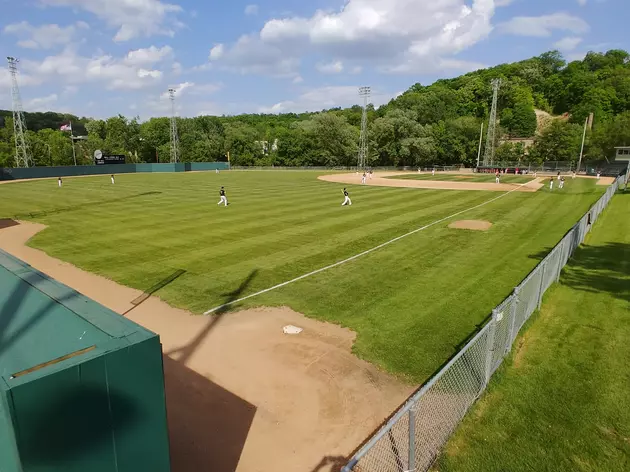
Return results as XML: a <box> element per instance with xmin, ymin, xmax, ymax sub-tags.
<box><xmin>560</xmin><ymin>241</ymin><xmax>630</xmax><ymax>304</ymax></box>
<box><xmin>166</xmin><ymin>269</ymin><xmax>258</xmax><ymax>365</ymax></box>
<box><xmin>14</xmin><ymin>191</ymin><xmax>162</xmax><ymax>219</ymax></box>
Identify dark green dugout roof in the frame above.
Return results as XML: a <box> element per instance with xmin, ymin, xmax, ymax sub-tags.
<box><xmin>0</xmin><ymin>249</ymin><xmax>157</xmax><ymax>389</ymax></box>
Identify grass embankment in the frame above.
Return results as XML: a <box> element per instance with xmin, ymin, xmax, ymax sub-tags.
<box><xmin>436</xmin><ymin>192</ymin><xmax>630</xmax><ymax>471</ymax></box>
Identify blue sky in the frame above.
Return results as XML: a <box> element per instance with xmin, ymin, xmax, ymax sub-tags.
<box><xmin>0</xmin><ymin>0</ymin><xmax>626</xmax><ymax>119</ymax></box>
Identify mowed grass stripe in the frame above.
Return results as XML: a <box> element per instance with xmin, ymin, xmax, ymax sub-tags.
<box><xmin>0</xmin><ymin>172</ymin><xmax>607</xmax><ymax>382</ymax></box>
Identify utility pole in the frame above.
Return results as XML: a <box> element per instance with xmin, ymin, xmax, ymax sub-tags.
<box><xmin>577</xmin><ymin>115</ymin><xmax>588</xmax><ymax>174</ymax></box>
<box><xmin>357</xmin><ymin>86</ymin><xmax>371</xmax><ymax>171</ymax></box>
<box><xmin>476</xmin><ymin>122</ymin><xmax>484</xmax><ymax>168</ymax></box>
<box><xmin>168</xmin><ymin>88</ymin><xmax>180</xmax><ymax>163</ymax></box>
<box><xmin>482</xmin><ymin>79</ymin><xmax>501</xmax><ymax>167</ymax></box>
<box><xmin>7</xmin><ymin>56</ymin><xmax>31</xmax><ymax>168</ymax></box>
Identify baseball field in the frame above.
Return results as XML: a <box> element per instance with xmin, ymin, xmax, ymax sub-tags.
<box><xmin>0</xmin><ymin>171</ymin><xmax>606</xmax><ymax>383</ymax></box>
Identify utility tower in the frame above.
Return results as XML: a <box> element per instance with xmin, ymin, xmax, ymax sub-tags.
<box><xmin>357</xmin><ymin>86</ymin><xmax>371</xmax><ymax>171</ymax></box>
<box><xmin>7</xmin><ymin>57</ymin><xmax>31</xmax><ymax>168</ymax></box>
<box><xmin>482</xmin><ymin>78</ymin><xmax>501</xmax><ymax>167</ymax></box>
<box><xmin>168</xmin><ymin>88</ymin><xmax>180</xmax><ymax>163</ymax></box>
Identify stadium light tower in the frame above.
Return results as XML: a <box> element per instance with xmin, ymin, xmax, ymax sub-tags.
<box><xmin>482</xmin><ymin>78</ymin><xmax>501</xmax><ymax>167</ymax></box>
<box><xmin>7</xmin><ymin>56</ymin><xmax>31</xmax><ymax>168</ymax></box>
<box><xmin>357</xmin><ymin>86</ymin><xmax>371</xmax><ymax>171</ymax></box>
<box><xmin>168</xmin><ymin>87</ymin><xmax>180</xmax><ymax>163</ymax></box>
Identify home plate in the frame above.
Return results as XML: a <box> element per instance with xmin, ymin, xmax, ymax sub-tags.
<box><xmin>283</xmin><ymin>325</ymin><xmax>303</xmax><ymax>335</ymax></box>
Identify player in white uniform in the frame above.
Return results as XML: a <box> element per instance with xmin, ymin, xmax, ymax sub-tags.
<box><xmin>596</xmin><ymin>171</ymin><xmax>601</xmax><ymax>180</ymax></box>
<box><xmin>559</xmin><ymin>176</ymin><xmax>565</xmax><ymax>189</ymax></box>
<box><xmin>495</xmin><ymin>171</ymin><xmax>500</xmax><ymax>184</ymax></box>
<box><xmin>361</xmin><ymin>172</ymin><xmax>367</xmax><ymax>184</ymax></box>
<box><xmin>432</xmin><ymin>168</ymin><xmax>436</xmax><ymax>177</ymax></box>
<box><xmin>549</xmin><ymin>176</ymin><xmax>554</xmax><ymax>190</ymax></box>
<box><xmin>111</xmin><ymin>174</ymin><xmax>115</xmax><ymax>185</ymax></box>
<box><xmin>58</xmin><ymin>177</ymin><xmax>62</xmax><ymax>188</ymax></box>
<box><xmin>217</xmin><ymin>187</ymin><xmax>228</xmax><ymax>206</ymax></box>
<box><xmin>341</xmin><ymin>188</ymin><xmax>352</xmax><ymax>206</ymax></box>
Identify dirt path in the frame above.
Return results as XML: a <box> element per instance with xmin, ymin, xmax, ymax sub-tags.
<box><xmin>319</xmin><ymin>172</ymin><xmax>544</xmax><ymax>192</ymax></box>
<box><xmin>0</xmin><ymin>221</ymin><xmax>413</xmax><ymax>472</ymax></box>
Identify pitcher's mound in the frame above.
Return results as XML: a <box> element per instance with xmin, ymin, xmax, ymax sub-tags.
<box><xmin>449</xmin><ymin>220</ymin><xmax>492</xmax><ymax>231</ymax></box>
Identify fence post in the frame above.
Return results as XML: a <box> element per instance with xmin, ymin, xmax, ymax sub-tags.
<box><xmin>537</xmin><ymin>261</ymin><xmax>547</xmax><ymax>310</ymax></box>
<box><xmin>483</xmin><ymin>310</ymin><xmax>498</xmax><ymax>387</ymax></box>
<box><xmin>506</xmin><ymin>288</ymin><xmax>519</xmax><ymax>354</ymax></box>
<box><xmin>556</xmin><ymin>241</ymin><xmax>566</xmax><ymax>283</ymax></box>
<box><xmin>408</xmin><ymin>408</ymin><xmax>415</xmax><ymax>472</ymax></box>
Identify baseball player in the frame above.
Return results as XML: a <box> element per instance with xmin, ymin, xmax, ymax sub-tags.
<box><xmin>596</xmin><ymin>171</ymin><xmax>601</xmax><ymax>180</ymax></box>
<box><xmin>495</xmin><ymin>170</ymin><xmax>500</xmax><ymax>184</ymax></box>
<box><xmin>559</xmin><ymin>176</ymin><xmax>565</xmax><ymax>189</ymax></box>
<box><xmin>58</xmin><ymin>177</ymin><xmax>62</xmax><ymax>188</ymax></box>
<box><xmin>111</xmin><ymin>174</ymin><xmax>115</xmax><ymax>185</ymax></box>
<box><xmin>549</xmin><ymin>176</ymin><xmax>554</xmax><ymax>191</ymax></box>
<box><xmin>361</xmin><ymin>172</ymin><xmax>367</xmax><ymax>184</ymax></box>
<box><xmin>432</xmin><ymin>168</ymin><xmax>436</xmax><ymax>177</ymax></box>
<box><xmin>217</xmin><ymin>186</ymin><xmax>228</xmax><ymax>206</ymax></box>
<box><xmin>572</xmin><ymin>171</ymin><xmax>576</xmax><ymax>179</ymax></box>
<box><xmin>341</xmin><ymin>188</ymin><xmax>352</xmax><ymax>206</ymax></box>
<box><xmin>215</xmin><ymin>168</ymin><xmax>219</xmax><ymax>174</ymax></box>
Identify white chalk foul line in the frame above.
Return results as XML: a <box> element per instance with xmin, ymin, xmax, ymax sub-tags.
<box><xmin>204</xmin><ymin>184</ymin><xmax>525</xmax><ymax>314</ymax></box>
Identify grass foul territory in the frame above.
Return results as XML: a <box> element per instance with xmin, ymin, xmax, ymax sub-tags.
<box><xmin>435</xmin><ymin>192</ymin><xmax>630</xmax><ymax>472</ymax></box>
<box><xmin>0</xmin><ymin>171</ymin><xmax>607</xmax><ymax>382</ymax></box>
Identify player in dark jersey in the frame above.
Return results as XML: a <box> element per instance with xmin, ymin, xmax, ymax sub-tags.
<box><xmin>341</xmin><ymin>188</ymin><xmax>352</xmax><ymax>206</ymax></box>
<box><xmin>217</xmin><ymin>186</ymin><xmax>228</xmax><ymax>206</ymax></box>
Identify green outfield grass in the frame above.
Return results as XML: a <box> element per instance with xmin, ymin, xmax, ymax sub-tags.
<box><xmin>435</xmin><ymin>192</ymin><xmax>630</xmax><ymax>472</ymax></box>
<box><xmin>0</xmin><ymin>172</ymin><xmax>607</xmax><ymax>381</ymax></box>
<box><xmin>389</xmin><ymin>173</ymin><xmax>535</xmax><ymax>184</ymax></box>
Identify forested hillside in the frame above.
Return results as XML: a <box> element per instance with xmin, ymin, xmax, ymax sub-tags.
<box><xmin>2</xmin><ymin>49</ymin><xmax>630</xmax><ymax>168</ymax></box>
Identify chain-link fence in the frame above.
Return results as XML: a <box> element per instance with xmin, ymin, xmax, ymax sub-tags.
<box><xmin>343</xmin><ymin>175</ymin><xmax>624</xmax><ymax>472</ymax></box>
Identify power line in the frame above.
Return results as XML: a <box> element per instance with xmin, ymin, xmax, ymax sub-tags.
<box><xmin>168</xmin><ymin>88</ymin><xmax>180</xmax><ymax>163</ymax></box>
<box><xmin>7</xmin><ymin>56</ymin><xmax>31</xmax><ymax>168</ymax></box>
<box><xmin>357</xmin><ymin>86</ymin><xmax>370</xmax><ymax>171</ymax></box>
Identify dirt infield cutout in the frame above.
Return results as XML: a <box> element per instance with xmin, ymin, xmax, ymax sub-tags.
<box><xmin>448</xmin><ymin>220</ymin><xmax>493</xmax><ymax>231</ymax></box>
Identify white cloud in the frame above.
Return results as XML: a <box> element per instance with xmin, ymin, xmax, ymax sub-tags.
<box><xmin>498</xmin><ymin>12</ymin><xmax>589</xmax><ymax>37</ymax></box>
<box><xmin>258</xmin><ymin>85</ymin><xmax>395</xmax><ymax>114</ymax></box>
<box><xmin>208</xmin><ymin>34</ymin><xmax>299</xmax><ymax>77</ymax></box>
<box><xmin>3</xmin><ymin>21</ymin><xmax>85</xmax><ymax>49</ymax></box>
<box><xmin>316</xmin><ymin>60</ymin><xmax>344</xmax><ymax>74</ymax></box>
<box><xmin>125</xmin><ymin>45</ymin><xmax>173</xmax><ymax>65</ymax></box>
<box><xmin>209</xmin><ymin>44</ymin><xmax>224</xmax><ymax>60</ymax></box>
<box><xmin>553</xmin><ymin>36</ymin><xmax>583</xmax><ymax>51</ymax></box>
<box><xmin>24</xmin><ymin>94</ymin><xmax>58</xmax><ymax>112</ymax></box>
<box><xmin>21</xmin><ymin>48</ymin><xmax>164</xmax><ymax>90</ymax></box>
<box><xmin>211</xmin><ymin>0</ymin><xmax>495</xmax><ymax>76</ymax></box>
<box><xmin>161</xmin><ymin>81</ymin><xmax>194</xmax><ymax>99</ymax></box>
<box><xmin>245</xmin><ymin>4</ymin><xmax>259</xmax><ymax>15</ymax></box>
<box><xmin>39</xmin><ymin>0</ymin><xmax>183</xmax><ymax>42</ymax></box>
<box><xmin>292</xmin><ymin>75</ymin><xmax>304</xmax><ymax>84</ymax></box>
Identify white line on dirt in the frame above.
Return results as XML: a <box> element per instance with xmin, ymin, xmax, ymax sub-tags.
<box><xmin>203</xmin><ymin>184</ymin><xmax>527</xmax><ymax>315</ymax></box>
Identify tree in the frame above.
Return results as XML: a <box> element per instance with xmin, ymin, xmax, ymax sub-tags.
<box><xmin>301</xmin><ymin>113</ymin><xmax>357</xmax><ymax>167</ymax></box>
<box><xmin>530</xmin><ymin>120</ymin><xmax>583</xmax><ymax>162</ymax></box>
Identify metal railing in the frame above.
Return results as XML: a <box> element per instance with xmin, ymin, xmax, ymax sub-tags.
<box><xmin>343</xmin><ymin>175</ymin><xmax>625</xmax><ymax>472</ymax></box>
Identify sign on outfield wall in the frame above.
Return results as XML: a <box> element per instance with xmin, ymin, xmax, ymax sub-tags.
<box><xmin>94</xmin><ymin>150</ymin><xmax>125</xmax><ymax>165</ymax></box>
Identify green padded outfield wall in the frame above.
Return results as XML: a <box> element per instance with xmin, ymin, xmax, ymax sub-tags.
<box><xmin>0</xmin><ymin>161</ymin><xmax>229</xmax><ymax>181</ymax></box>
<box><xmin>0</xmin><ymin>250</ymin><xmax>171</xmax><ymax>472</ymax></box>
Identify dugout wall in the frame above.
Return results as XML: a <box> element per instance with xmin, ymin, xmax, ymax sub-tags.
<box><xmin>0</xmin><ymin>249</ymin><xmax>171</xmax><ymax>472</ymax></box>
<box><xmin>0</xmin><ymin>161</ymin><xmax>229</xmax><ymax>181</ymax></box>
